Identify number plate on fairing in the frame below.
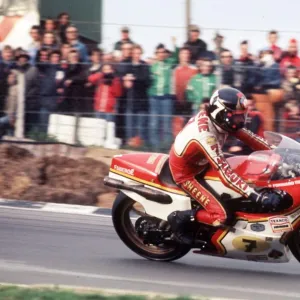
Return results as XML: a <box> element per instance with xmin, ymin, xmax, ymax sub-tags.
<box><xmin>232</xmin><ymin>236</ymin><xmax>270</xmax><ymax>253</ymax></box>
<box><xmin>218</xmin><ymin>220</ymin><xmax>291</xmax><ymax>263</ymax></box>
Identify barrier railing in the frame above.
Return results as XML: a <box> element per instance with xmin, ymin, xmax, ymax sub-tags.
<box><xmin>1</xmin><ymin>63</ymin><xmax>298</xmax><ymax>151</ymax></box>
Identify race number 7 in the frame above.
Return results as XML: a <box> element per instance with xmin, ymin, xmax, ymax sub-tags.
<box><xmin>210</xmin><ymin>100</ymin><xmax>224</xmax><ymax>119</ymax></box>
<box><xmin>242</xmin><ymin>239</ymin><xmax>257</xmax><ymax>252</ymax></box>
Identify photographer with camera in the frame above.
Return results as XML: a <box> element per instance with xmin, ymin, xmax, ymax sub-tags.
<box><xmin>88</xmin><ymin>63</ymin><xmax>122</xmax><ymax>122</ymax></box>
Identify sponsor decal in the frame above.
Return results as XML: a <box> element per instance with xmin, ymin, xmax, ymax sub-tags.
<box><xmin>197</xmin><ymin>112</ymin><xmax>209</xmax><ymax>132</ymax></box>
<box><xmin>246</xmin><ymin>255</ymin><xmax>268</xmax><ymax>262</ymax></box>
<box><xmin>206</xmin><ymin>136</ymin><xmax>217</xmax><ymax>146</ymax></box>
<box><xmin>114</xmin><ymin>165</ymin><xmax>135</xmax><ymax>176</ymax></box>
<box><xmin>211</xmin><ymin>144</ymin><xmax>221</xmax><ymax>155</ymax></box>
<box><xmin>216</xmin><ymin>156</ymin><xmax>248</xmax><ymax>192</ymax></box>
<box><xmin>232</xmin><ymin>236</ymin><xmax>270</xmax><ymax>253</ymax></box>
<box><xmin>290</xmin><ymin>209</ymin><xmax>300</xmax><ymax>219</ymax></box>
<box><xmin>270</xmin><ymin>181</ymin><xmax>294</xmax><ymax>188</ymax></box>
<box><xmin>250</xmin><ymin>223</ymin><xmax>265</xmax><ymax>232</ymax></box>
<box><xmin>268</xmin><ymin>249</ymin><xmax>283</xmax><ymax>259</ymax></box>
<box><xmin>271</xmin><ymin>179</ymin><xmax>300</xmax><ymax>188</ymax></box>
<box><xmin>147</xmin><ymin>154</ymin><xmax>160</xmax><ymax>165</ymax></box>
<box><xmin>269</xmin><ymin>216</ymin><xmax>292</xmax><ymax>233</ymax></box>
<box><xmin>182</xmin><ymin>180</ymin><xmax>210</xmax><ymax>207</ymax></box>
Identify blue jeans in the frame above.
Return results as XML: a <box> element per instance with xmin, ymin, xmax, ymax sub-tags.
<box><xmin>39</xmin><ymin>107</ymin><xmax>52</xmax><ymax>133</ymax></box>
<box><xmin>149</xmin><ymin>96</ymin><xmax>173</xmax><ymax>151</ymax></box>
<box><xmin>95</xmin><ymin>112</ymin><xmax>115</xmax><ymax>122</ymax></box>
<box><xmin>126</xmin><ymin>109</ymin><xmax>148</xmax><ymax>142</ymax></box>
<box><xmin>0</xmin><ymin>115</ymin><xmax>11</xmax><ymax>138</ymax></box>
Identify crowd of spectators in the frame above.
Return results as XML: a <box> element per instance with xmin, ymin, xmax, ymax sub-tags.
<box><xmin>1</xmin><ymin>14</ymin><xmax>300</xmax><ymax>151</ymax></box>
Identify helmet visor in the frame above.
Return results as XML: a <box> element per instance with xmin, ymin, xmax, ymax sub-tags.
<box><xmin>225</xmin><ymin>110</ymin><xmax>246</xmax><ymax>131</ymax></box>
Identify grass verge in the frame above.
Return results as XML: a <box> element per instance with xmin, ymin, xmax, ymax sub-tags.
<box><xmin>0</xmin><ymin>285</ymin><xmax>206</xmax><ymax>300</ymax></box>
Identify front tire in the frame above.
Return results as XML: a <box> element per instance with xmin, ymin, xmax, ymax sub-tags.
<box><xmin>288</xmin><ymin>230</ymin><xmax>300</xmax><ymax>262</ymax></box>
<box><xmin>112</xmin><ymin>192</ymin><xmax>190</xmax><ymax>261</ymax></box>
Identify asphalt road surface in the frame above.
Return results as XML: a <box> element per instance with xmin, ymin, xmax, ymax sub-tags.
<box><xmin>1</xmin><ymin>207</ymin><xmax>300</xmax><ymax>300</ymax></box>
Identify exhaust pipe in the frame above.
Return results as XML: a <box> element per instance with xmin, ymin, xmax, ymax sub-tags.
<box><xmin>103</xmin><ymin>176</ymin><xmax>172</xmax><ymax>204</ymax></box>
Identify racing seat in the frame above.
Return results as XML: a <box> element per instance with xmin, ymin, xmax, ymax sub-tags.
<box><xmin>158</xmin><ymin>158</ymin><xmax>210</xmax><ymax>189</ymax></box>
<box><xmin>158</xmin><ymin>158</ymin><xmax>178</xmax><ymax>189</ymax></box>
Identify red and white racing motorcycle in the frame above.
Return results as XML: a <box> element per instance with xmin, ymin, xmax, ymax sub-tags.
<box><xmin>104</xmin><ymin>132</ymin><xmax>300</xmax><ymax>263</ymax></box>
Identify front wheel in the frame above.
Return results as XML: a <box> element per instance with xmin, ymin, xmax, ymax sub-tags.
<box><xmin>112</xmin><ymin>192</ymin><xmax>190</xmax><ymax>261</ymax></box>
<box><xmin>288</xmin><ymin>230</ymin><xmax>300</xmax><ymax>262</ymax></box>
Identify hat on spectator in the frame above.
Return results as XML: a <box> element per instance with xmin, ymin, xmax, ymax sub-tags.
<box><xmin>16</xmin><ymin>51</ymin><xmax>30</xmax><ymax>61</ymax></box>
<box><xmin>189</xmin><ymin>24</ymin><xmax>200</xmax><ymax>32</ymax></box>
<box><xmin>214</xmin><ymin>32</ymin><xmax>223</xmax><ymax>39</ymax></box>
<box><xmin>121</xmin><ymin>26</ymin><xmax>130</xmax><ymax>32</ymax></box>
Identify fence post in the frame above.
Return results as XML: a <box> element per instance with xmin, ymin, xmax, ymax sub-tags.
<box><xmin>15</xmin><ymin>71</ymin><xmax>25</xmax><ymax>139</ymax></box>
<box><xmin>74</xmin><ymin>112</ymin><xmax>80</xmax><ymax>145</ymax></box>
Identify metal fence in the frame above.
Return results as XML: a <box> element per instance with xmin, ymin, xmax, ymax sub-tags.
<box><xmin>1</xmin><ymin>62</ymin><xmax>298</xmax><ymax>153</ymax></box>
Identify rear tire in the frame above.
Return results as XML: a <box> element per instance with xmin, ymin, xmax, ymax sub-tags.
<box><xmin>112</xmin><ymin>192</ymin><xmax>191</xmax><ymax>261</ymax></box>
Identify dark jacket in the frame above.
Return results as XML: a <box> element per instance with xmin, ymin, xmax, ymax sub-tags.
<box><xmin>123</xmin><ymin>60</ymin><xmax>151</xmax><ymax>112</ymax></box>
<box><xmin>16</xmin><ymin>64</ymin><xmax>40</xmax><ymax>111</ymax></box>
<box><xmin>254</xmin><ymin>62</ymin><xmax>281</xmax><ymax>90</ymax></box>
<box><xmin>114</xmin><ymin>38</ymin><xmax>134</xmax><ymax>51</ymax></box>
<box><xmin>38</xmin><ymin>64</ymin><xmax>64</xmax><ymax>110</ymax></box>
<box><xmin>234</xmin><ymin>57</ymin><xmax>256</xmax><ymax>93</ymax></box>
<box><xmin>0</xmin><ymin>61</ymin><xmax>14</xmax><ymax>117</ymax></box>
<box><xmin>221</xmin><ymin>65</ymin><xmax>235</xmax><ymax>86</ymax></box>
<box><xmin>184</xmin><ymin>39</ymin><xmax>207</xmax><ymax>63</ymax></box>
<box><xmin>115</xmin><ymin>58</ymin><xmax>132</xmax><ymax>140</ymax></box>
<box><xmin>59</xmin><ymin>24</ymin><xmax>69</xmax><ymax>44</ymax></box>
<box><xmin>62</xmin><ymin>63</ymin><xmax>87</xmax><ymax>113</ymax></box>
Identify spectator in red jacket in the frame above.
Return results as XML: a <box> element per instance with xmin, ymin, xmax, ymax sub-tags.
<box><xmin>280</xmin><ymin>39</ymin><xmax>300</xmax><ymax>74</ymax></box>
<box><xmin>88</xmin><ymin>64</ymin><xmax>122</xmax><ymax>122</ymax></box>
<box><xmin>173</xmin><ymin>47</ymin><xmax>197</xmax><ymax>116</ymax></box>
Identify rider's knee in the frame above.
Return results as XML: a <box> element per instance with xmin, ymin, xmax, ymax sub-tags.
<box><xmin>211</xmin><ymin>212</ymin><xmax>227</xmax><ymax>226</ymax></box>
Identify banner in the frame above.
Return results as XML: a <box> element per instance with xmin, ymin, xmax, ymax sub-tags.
<box><xmin>0</xmin><ymin>0</ymin><xmax>39</xmax><ymax>50</ymax></box>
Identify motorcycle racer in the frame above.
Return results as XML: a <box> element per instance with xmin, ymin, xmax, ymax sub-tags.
<box><xmin>167</xmin><ymin>87</ymin><xmax>287</xmax><ymax>245</ymax></box>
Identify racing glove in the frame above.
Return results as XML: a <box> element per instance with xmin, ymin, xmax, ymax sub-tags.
<box><xmin>249</xmin><ymin>189</ymin><xmax>291</xmax><ymax>213</ymax></box>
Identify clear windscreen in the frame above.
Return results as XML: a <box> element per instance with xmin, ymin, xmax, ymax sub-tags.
<box><xmin>243</xmin><ymin>132</ymin><xmax>300</xmax><ymax>180</ymax></box>
<box><xmin>264</xmin><ymin>131</ymin><xmax>300</xmax><ymax>150</ymax></box>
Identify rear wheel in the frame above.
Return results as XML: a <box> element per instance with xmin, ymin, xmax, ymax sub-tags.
<box><xmin>112</xmin><ymin>192</ymin><xmax>191</xmax><ymax>261</ymax></box>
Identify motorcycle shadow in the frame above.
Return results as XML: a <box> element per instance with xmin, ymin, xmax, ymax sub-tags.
<box><xmin>112</xmin><ymin>257</ymin><xmax>300</xmax><ymax>280</ymax></box>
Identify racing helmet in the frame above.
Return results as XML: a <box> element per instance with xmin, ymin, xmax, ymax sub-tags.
<box><xmin>207</xmin><ymin>87</ymin><xmax>248</xmax><ymax>132</ymax></box>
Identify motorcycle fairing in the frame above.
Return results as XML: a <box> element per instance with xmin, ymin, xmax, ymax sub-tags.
<box><xmin>108</xmin><ymin>171</ymin><xmax>192</xmax><ymax>221</ymax></box>
<box><xmin>110</xmin><ymin>153</ymin><xmax>186</xmax><ymax>195</ymax></box>
<box><xmin>212</xmin><ymin>209</ymin><xmax>300</xmax><ymax>262</ymax></box>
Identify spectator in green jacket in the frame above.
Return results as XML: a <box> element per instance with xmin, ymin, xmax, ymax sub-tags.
<box><xmin>186</xmin><ymin>58</ymin><xmax>216</xmax><ymax>115</ymax></box>
<box><xmin>148</xmin><ymin>42</ymin><xmax>178</xmax><ymax>151</ymax></box>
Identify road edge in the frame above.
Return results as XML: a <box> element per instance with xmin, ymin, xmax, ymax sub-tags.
<box><xmin>0</xmin><ymin>198</ymin><xmax>112</xmax><ymax>216</ymax></box>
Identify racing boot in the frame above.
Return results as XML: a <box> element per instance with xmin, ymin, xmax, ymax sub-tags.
<box><xmin>167</xmin><ymin>210</ymin><xmax>196</xmax><ymax>245</ymax></box>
